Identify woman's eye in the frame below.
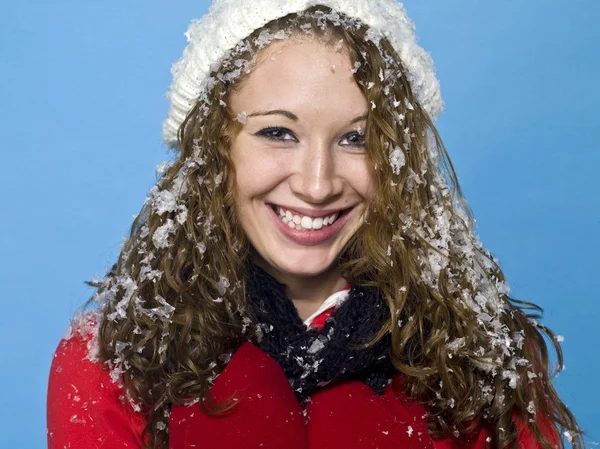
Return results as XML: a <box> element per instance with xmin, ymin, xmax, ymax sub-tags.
<box><xmin>256</xmin><ymin>127</ymin><xmax>296</xmax><ymax>143</ymax></box>
<box><xmin>341</xmin><ymin>131</ymin><xmax>366</xmax><ymax>148</ymax></box>
<box><xmin>255</xmin><ymin>127</ymin><xmax>365</xmax><ymax>148</ymax></box>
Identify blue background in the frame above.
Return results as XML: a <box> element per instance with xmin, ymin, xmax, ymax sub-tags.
<box><xmin>0</xmin><ymin>0</ymin><xmax>597</xmax><ymax>446</ymax></box>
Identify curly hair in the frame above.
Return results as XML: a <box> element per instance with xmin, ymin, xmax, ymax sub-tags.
<box><xmin>79</xmin><ymin>5</ymin><xmax>583</xmax><ymax>448</ymax></box>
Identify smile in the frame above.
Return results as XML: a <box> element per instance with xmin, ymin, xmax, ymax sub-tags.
<box><xmin>267</xmin><ymin>204</ymin><xmax>353</xmax><ymax>246</ymax></box>
<box><xmin>274</xmin><ymin>206</ymin><xmax>341</xmax><ymax>231</ymax></box>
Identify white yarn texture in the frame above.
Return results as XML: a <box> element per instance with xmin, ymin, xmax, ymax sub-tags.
<box><xmin>162</xmin><ymin>0</ymin><xmax>443</xmax><ymax>149</ymax></box>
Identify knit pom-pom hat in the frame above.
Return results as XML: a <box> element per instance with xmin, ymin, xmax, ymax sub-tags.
<box><xmin>162</xmin><ymin>0</ymin><xmax>443</xmax><ymax>150</ymax></box>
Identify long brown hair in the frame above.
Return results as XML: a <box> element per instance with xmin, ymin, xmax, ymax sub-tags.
<box><xmin>79</xmin><ymin>5</ymin><xmax>583</xmax><ymax>448</ymax></box>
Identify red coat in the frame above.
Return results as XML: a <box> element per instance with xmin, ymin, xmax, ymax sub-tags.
<box><xmin>47</xmin><ymin>307</ymin><xmax>556</xmax><ymax>448</ymax></box>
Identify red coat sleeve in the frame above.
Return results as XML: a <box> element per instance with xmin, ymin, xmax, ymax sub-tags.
<box><xmin>47</xmin><ymin>321</ymin><xmax>147</xmax><ymax>449</ymax></box>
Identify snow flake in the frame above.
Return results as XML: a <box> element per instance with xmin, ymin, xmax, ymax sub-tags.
<box><xmin>364</xmin><ymin>27</ymin><xmax>383</xmax><ymax>47</ymax></box>
<box><xmin>217</xmin><ymin>275</ymin><xmax>230</xmax><ymax>295</ymax></box>
<box><xmin>140</xmin><ymin>295</ymin><xmax>175</xmax><ymax>323</ymax></box>
<box><xmin>176</xmin><ymin>206</ymin><xmax>188</xmax><ymax>225</ymax></box>
<box><xmin>69</xmin><ymin>414</ymin><xmax>87</xmax><ymax>425</ymax></box>
<box><xmin>495</xmin><ymin>280</ymin><xmax>510</xmax><ymax>295</ymax></box>
<box><xmin>446</xmin><ymin>337</ymin><xmax>466</xmax><ymax>354</ymax></box>
<box><xmin>234</xmin><ymin>111</ymin><xmax>247</xmax><ymax>124</ymax></box>
<box><xmin>155</xmin><ymin>161</ymin><xmax>171</xmax><ymax>175</ymax></box>
<box><xmin>388</xmin><ymin>146</ymin><xmax>406</xmax><ymax>175</ymax></box>
<box><xmin>307</xmin><ymin>338</ymin><xmax>325</xmax><ymax>354</ymax></box>
<box><xmin>152</xmin><ymin>219</ymin><xmax>176</xmax><ymax>249</ymax></box>
<box><xmin>149</xmin><ymin>187</ymin><xmax>177</xmax><ymax>215</ymax></box>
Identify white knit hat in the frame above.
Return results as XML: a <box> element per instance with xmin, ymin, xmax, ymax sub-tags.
<box><xmin>162</xmin><ymin>0</ymin><xmax>443</xmax><ymax>149</ymax></box>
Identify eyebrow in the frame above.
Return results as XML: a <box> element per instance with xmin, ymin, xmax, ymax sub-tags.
<box><xmin>247</xmin><ymin>109</ymin><xmax>368</xmax><ymax>125</ymax></box>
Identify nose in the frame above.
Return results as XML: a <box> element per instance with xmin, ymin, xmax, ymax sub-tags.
<box><xmin>289</xmin><ymin>138</ymin><xmax>343</xmax><ymax>204</ymax></box>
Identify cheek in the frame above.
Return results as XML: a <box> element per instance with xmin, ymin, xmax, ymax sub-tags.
<box><xmin>360</xmin><ymin>167</ymin><xmax>375</xmax><ymax>198</ymax></box>
<box><xmin>230</xmin><ymin>146</ymin><xmax>288</xmax><ymax>203</ymax></box>
<box><xmin>345</xmin><ymin>157</ymin><xmax>375</xmax><ymax>200</ymax></box>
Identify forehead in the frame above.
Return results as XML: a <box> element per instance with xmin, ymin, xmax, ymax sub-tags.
<box><xmin>229</xmin><ymin>36</ymin><xmax>367</xmax><ymax>119</ymax></box>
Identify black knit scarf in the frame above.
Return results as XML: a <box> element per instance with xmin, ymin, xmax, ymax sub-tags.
<box><xmin>244</xmin><ymin>260</ymin><xmax>397</xmax><ymax>406</ymax></box>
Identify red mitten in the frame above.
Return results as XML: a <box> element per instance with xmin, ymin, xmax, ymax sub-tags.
<box><xmin>304</xmin><ymin>374</ymin><xmax>435</xmax><ymax>449</ymax></box>
<box><xmin>169</xmin><ymin>342</ymin><xmax>308</xmax><ymax>449</ymax></box>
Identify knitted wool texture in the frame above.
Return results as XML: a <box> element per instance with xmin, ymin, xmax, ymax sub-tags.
<box><xmin>162</xmin><ymin>0</ymin><xmax>443</xmax><ymax>149</ymax></box>
<box><xmin>244</xmin><ymin>260</ymin><xmax>397</xmax><ymax>405</ymax></box>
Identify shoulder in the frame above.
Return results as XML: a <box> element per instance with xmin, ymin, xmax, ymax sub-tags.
<box><xmin>54</xmin><ymin>309</ymin><xmax>101</xmax><ymax>363</ymax></box>
<box><xmin>49</xmin><ymin>310</ymin><xmax>125</xmax><ymax>395</ymax></box>
<box><xmin>47</xmin><ymin>310</ymin><xmax>147</xmax><ymax>448</ymax></box>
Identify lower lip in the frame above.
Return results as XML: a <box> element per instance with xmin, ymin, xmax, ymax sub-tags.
<box><xmin>267</xmin><ymin>205</ymin><xmax>351</xmax><ymax>246</ymax></box>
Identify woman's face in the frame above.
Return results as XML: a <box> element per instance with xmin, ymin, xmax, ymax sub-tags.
<box><xmin>228</xmin><ymin>36</ymin><xmax>373</xmax><ymax>279</ymax></box>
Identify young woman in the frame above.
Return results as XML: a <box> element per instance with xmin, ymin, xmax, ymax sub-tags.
<box><xmin>46</xmin><ymin>1</ymin><xmax>583</xmax><ymax>448</ymax></box>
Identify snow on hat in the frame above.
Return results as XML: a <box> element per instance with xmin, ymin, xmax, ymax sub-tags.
<box><xmin>162</xmin><ymin>0</ymin><xmax>443</xmax><ymax>149</ymax></box>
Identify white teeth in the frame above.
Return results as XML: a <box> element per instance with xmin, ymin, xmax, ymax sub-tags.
<box><xmin>274</xmin><ymin>205</ymin><xmax>343</xmax><ymax>230</ymax></box>
<box><xmin>300</xmin><ymin>216</ymin><xmax>312</xmax><ymax>229</ymax></box>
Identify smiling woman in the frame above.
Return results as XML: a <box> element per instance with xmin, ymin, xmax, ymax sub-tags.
<box><xmin>46</xmin><ymin>1</ymin><xmax>583</xmax><ymax>449</ymax></box>
<box><xmin>228</xmin><ymin>37</ymin><xmax>373</xmax><ymax>318</ymax></box>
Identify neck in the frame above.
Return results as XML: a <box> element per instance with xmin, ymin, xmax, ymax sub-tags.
<box><xmin>249</xmin><ymin>254</ymin><xmax>348</xmax><ymax>322</ymax></box>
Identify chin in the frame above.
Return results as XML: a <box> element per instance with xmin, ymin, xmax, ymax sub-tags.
<box><xmin>266</xmin><ymin>249</ymin><xmax>338</xmax><ymax>278</ymax></box>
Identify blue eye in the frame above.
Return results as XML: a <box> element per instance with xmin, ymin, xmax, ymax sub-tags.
<box><xmin>256</xmin><ymin>126</ymin><xmax>365</xmax><ymax>148</ymax></box>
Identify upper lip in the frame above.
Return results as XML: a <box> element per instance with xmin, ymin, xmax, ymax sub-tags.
<box><xmin>269</xmin><ymin>203</ymin><xmax>349</xmax><ymax>218</ymax></box>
